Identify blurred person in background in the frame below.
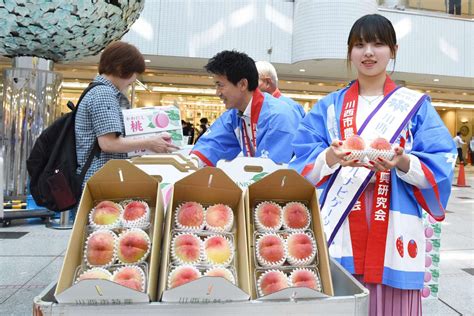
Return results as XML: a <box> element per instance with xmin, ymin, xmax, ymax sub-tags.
<box><xmin>453</xmin><ymin>131</ymin><xmax>465</xmax><ymax>165</ymax></box>
<box><xmin>256</xmin><ymin>60</ymin><xmax>305</xmax><ymax>118</ymax></box>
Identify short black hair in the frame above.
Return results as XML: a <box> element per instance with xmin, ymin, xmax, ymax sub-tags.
<box><xmin>204</xmin><ymin>50</ymin><xmax>258</xmax><ymax>91</ymax></box>
<box><xmin>200</xmin><ymin>117</ymin><xmax>208</xmax><ymax>124</ymax></box>
<box><xmin>457</xmin><ymin>132</ymin><xmax>461</xmax><ymax>136</ymax></box>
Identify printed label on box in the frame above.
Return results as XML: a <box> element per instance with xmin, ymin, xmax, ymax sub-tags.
<box><xmin>123</xmin><ymin>106</ymin><xmax>181</xmax><ymax>136</ymax></box>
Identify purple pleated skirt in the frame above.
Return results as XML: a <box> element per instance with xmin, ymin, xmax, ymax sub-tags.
<box><xmin>356</xmin><ymin>275</ymin><xmax>422</xmax><ymax>316</ymax></box>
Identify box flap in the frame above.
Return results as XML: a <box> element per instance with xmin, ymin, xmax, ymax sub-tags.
<box><xmin>56</xmin><ymin>280</ymin><xmax>149</xmax><ymax>304</ymax></box>
<box><xmin>257</xmin><ymin>287</ymin><xmax>328</xmax><ymax>301</ymax></box>
<box><xmin>248</xmin><ymin>168</ymin><xmax>314</xmax><ymax>199</ymax></box>
<box><xmin>161</xmin><ymin>277</ymin><xmax>250</xmax><ymax>302</ymax></box>
<box><xmin>88</xmin><ymin>159</ymin><xmax>157</xmax><ymax>184</ymax></box>
<box><xmin>131</xmin><ymin>154</ymin><xmax>197</xmax><ymax>184</ymax></box>
<box><xmin>175</xmin><ymin>167</ymin><xmax>240</xmax><ymax>192</ymax></box>
<box><xmin>217</xmin><ymin>157</ymin><xmax>285</xmax><ymax>188</ymax></box>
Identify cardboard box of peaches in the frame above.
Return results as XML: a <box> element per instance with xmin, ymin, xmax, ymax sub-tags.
<box><xmin>55</xmin><ymin>160</ymin><xmax>165</xmax><ymax>303</ymax></box>
<box><xmin>54</xmin><ymin>159</ymin><xmax>335</xmax><ymax>303</ymax></box>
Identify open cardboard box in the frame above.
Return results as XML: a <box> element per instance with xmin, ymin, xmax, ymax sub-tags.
<box><xmin>158</xmin><ymin>167</ymin><xmax>251</xmax><ymax>302</ymax></box>
<box><xmin>54</xmin><ymin>160</ymin><xmax>164</xmax><ymax>303</ymax></box>
<box><xmin>217</xmin><ymin>157</ymin><xmax>286</xmax><ymax>188</ymax></box>
<box><xmin>246</xmin><ymin>169</ymin><xmax>334</xmax><ymax>300</ymax></box>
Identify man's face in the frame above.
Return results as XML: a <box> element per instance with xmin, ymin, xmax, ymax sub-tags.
<box><xmin>213</xmin><ymin>74</ymin><xmax>246</xmax><ymax>110</ymax></box>
<box><xmin>258</xmin><ymin>75</ymin><xmax>271</xmax><ymax>93</ymax></box>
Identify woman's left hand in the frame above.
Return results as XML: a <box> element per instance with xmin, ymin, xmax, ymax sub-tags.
<box><xmin>365</xmin><ymin>146</ymin><xmax>410</xmax><ymax>173</ymax></box>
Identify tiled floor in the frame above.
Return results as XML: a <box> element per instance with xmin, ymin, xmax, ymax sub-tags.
<box><xmin>0</xmin><ymin>166</ymin><xmax>473</xmax><ymax>315</ymax></box>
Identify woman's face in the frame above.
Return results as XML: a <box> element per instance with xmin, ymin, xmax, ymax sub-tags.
<box><xmin>350</xmin><ymin>39</ymin><xmax>396</xmax><ymax>79</ymax></box>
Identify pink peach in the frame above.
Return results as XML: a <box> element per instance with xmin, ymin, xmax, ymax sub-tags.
<box><xmin>258</xmin><ymin>235</ymin><xmax>285</xmax><ymax>264</ymax></box>
<box><xmin>117</xmin><ymin>230</ymin><xmax>150</xmax><ymax>264</ymax></box>
<box><xmin>113</xmin><ymin>266</ymin><xmax>144</xmax><ymax>292</ymax></box>
<box><xmin>176</xmin><ymin>202</ymin><xmax>204</xmax><ymax>228</ymax></box>
<box><xmin>173</xmin><ymin>234</ymin><xmax>201</xmax><ymax>263</ymax></box>
<box><xmin>343</xmin><ymin>135</ymin><xmax>366</xmax><ymax>150</ymax></box>
<box><xmin>204</xmin><ymin>235</ymin><xmax>233</xmax><ymax>264</ymax></box>
<box><xmin>123</xmin><ymin>201</ymin><xmax>147</xmax><ymax>221</ymax></box>
<box><xmin>168</xmin><ymin>266</ymin><xmax>201</xmax><ymax>289</ymax></box>
<box><xmin>78</xmin><ymin>268</ymin><xmax>112</xmax><ymax>281</ymax></box>
<box><xmin>206</xmin><ymin>204</ymin><xmax>232</xmax><ymax>230</ymax></box>
<box><xmin>258</xmin><ymin>271</ymin><xmax>288</xmax><ymax>296</ymax></box>
<box><xmin>370</xmin><ymin>137</ymin><xmax>392</xmax><ymax>150</ymax></box>
<box><xmin>256</xmin><ymin>202</ymin><xmax>281</xmax><ymax>229</ymax></box>
<box><xmin>290</xmin><ymin>269</ymin><xmax>318</xmax><ymax>289</ymax></box>
<box><xmin>287</xmin><ymin>233</ymin><xmax>314</xmax><ymax>261</ymax></box>
<box><xmin>86</xmin><ymin>231</ymin><xmax>115</xmax><ymax>266</ymax></box>
<box><xmin>92</xmin><ymin>206</ymin><xmax>120</xmax><ymax>225</ymax></box>
<box><xmin>283</xmin><ymin>202</ymin><xmax>309</xmax><ymax>230</ymax></box>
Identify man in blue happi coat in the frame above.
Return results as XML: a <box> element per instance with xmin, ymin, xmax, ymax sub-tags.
<box><xmin>190</xmin><ymin>50</ymin><xmax>302</xmax><ymax>167</ymax></box>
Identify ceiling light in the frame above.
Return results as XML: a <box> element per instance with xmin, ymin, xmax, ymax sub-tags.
<box><xmin>299</xmin><ymin>69</ymin><xmax>305</xmax><ymax>72</ymax></box>
<box><xmin>287</xmin><ymin>81</ymin><xmax>292</xmax><ymax>84</ymax></box>
<box><xmin>433</xmin><ymin>78</ymin><xmax>439</xmax><ymax>82</ymax></box>
<box><xmin>462</xmin><ymin>92</ymin><xmax>467</xmax><ymax>95</ymax></box>
<box><xmin>144</xmin><ymin>59</ymin><xmax>151</xmax><ymax>63</ymax></box>
<box><xmin>317</xmin><ymin>83</ymin><xmax>324</xmax><ymax>86</ymax></box>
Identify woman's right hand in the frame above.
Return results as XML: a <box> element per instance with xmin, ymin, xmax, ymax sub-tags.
<box><xmin>326</xmin><ymin>139</ymin><xmax>363</xmax><ymax>168</ymax></box>
<box><xmin>146</xmin><ymin>133</ymin><xmax>180</xmax><ymax>153</ymax></box>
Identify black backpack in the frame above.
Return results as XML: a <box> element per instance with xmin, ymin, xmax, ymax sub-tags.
<box><xmin>27</xmin><ymin>82</ymin><xmax>103</xmax><ymax>211</ymax></box>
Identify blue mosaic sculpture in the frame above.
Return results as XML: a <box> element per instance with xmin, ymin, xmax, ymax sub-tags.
<box><xmin>0</xmin><ymin>0</ymin><xmax>145</xmax><ymax>61</ymax></box>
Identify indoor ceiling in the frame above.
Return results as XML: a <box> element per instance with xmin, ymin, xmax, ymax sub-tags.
<box><xmin>1</xmin><ymin>54</ymin><xmax>473</xmax><ymax>104</ymax></box>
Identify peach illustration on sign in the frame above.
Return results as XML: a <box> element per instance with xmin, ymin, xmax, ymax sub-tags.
<box><xmin>86</xmin><ymin>231</ymin><xmax>115</xmax><ymax>266</ymax></box>
<box><xmin>370</xmin><ymin>137</ymin><xmax>392</xmax><ymax>150</ymax></box>
<box><xmin>113</xmin><ymin>266</ymin><xmax>144</xmax><ymax>292</ymax></box>
<box><xmin>343</xmin><ymin>135</ymin><xmax>366</xmax><ymax>150</ymax></box>
<box><xmin>117</xmin><ymin>230</ymin><xmax>150</xmax><ymax>264</ymax></box>
<box><xmin>168</xmin><ymin>266</ymin><xmax>201</xmax><ymax>289</ymax></box>
<box><xmin>123</xmin><ymin>201</ymin><xmax>147</xmax><ymax>221</ymax></box>
<box><xmin>154</xmin><ymin>112</ymin><xmax>170</xmax><ymax>128</ymax></box>
<box><xmin>258</xmin><ymin>270</ymin><xmax>289</xmax><ymax>296</ymax></box>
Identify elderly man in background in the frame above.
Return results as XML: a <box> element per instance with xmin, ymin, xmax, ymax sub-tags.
<box><xmin>256</xmin><ymin>60</ymin><xmax>305</xmax><ymax>118</ymax></box>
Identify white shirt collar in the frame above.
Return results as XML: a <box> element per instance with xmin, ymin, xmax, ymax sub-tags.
<box><xmin>242</xmin><ymin>97</ymin><xmax>252</xmax><ymax>118</ymax></box>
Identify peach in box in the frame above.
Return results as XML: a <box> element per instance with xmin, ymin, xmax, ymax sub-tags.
<box><xmin>117</xmin><ymin>229</ymin><xmax>151</xmax><ymax>264</ymax></box>
<box><xmin>123</xmin><ymin>201</ymin><xmax>147</xmax><ymax>221</ymax></box>
<box><xmin>90</xmin><ymin>201</ymin><xmax>121</xmax><ymax>227</ymax></box>
<box><xmin>287</xmin><ymin>232</ymin><xmax>316</xmax><ymax>266</ymax></box>
<box><xmin>205</xmin><ymin>267</ymin><xmax>236</xmax><ymax>285</ymax></box>
<box><xmin>254</xmin><ymin>201</ymin><xmax>282</xmax><ymax>231</ymax></box>
<box><xmin>205</xmin><ymin>203</ymin><xmax>234</xmax><ymax>232</ymax></box>
<box><xmin>289</xmin><ymin>268</ymin><xmax>320</xmax><ymax>290</ymax></box>
<box><xmin>203</xmin><ymin>235</ymin><xmax>234</xmax><ymax>265</ymax></box>
<box><xmin>113</xmin><ymin>266</ymin><xmax>145</xmax><ymax>292</ymax></box>
<box><xmin>168</xmin><ymin>265</ymin><xmax>201</xmax><ymax>289</ymax></box>
<box><xmin>258</xmin><ymin>270</ymin><xmax>289</xmax><ymax>296</ymax></box>
<box><xmin>282</xmin><ymin>202</ymin><xmax>310</xmax><ymax>231</ymax></box>
<box><xmin>256</xmin><ymin>234</ymin><xmax>286</xmax><ymax>267</ymax></box>
<box><xmin>77</xmin><ymin>267</ymin><xmax>112</xmax><ymax>282</ymax></box>
<box><xmin>85</xmin><ymin>230</ymin><xmax>116</xmax><ymax>267</ymax></box>
<box><xmin>175</xmin><ymin>201</ymin><xmax>205</xmax><ymax>230</ymax></box>
<box><xmin>171</xmin><ymin>233</ymin><xmax>202</xmax><ymax>264</ymax></box>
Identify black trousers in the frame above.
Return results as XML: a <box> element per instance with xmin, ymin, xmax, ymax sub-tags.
<box><xmin>448</xmin><ymin>0</ymin><xmax>461</xmax><ymax>15</ymax></box>
<box><xmin>457</xmin><ymin>148</ymin><xmax>464</xmax><ymax>163</ymax></box>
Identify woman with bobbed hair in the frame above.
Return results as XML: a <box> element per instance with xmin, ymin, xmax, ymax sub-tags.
<box><xmin>75</xmin><ymin>41</ymin><xmax>179</xmax><ymax>186</ymax></box>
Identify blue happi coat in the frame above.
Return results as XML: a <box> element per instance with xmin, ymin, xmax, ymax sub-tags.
<box><xmin>191</xmin><ymin>89</ymin><xmax>302</xmax><ymax>166</ymax></box>
<box><xmin>289</xmin><ymin>84</ymin><xmax>456</xmax><ymax>290</ymax></box>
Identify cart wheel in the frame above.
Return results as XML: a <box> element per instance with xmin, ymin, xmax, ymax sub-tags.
<box><xmin>3</xmin><ymin>220</ymin><xmax>11</xmax><ymax>227</ymax></box>
<box><xmin>41</xmin><ymin>217</ymin><xmax>48</xmax><ymax>222</ymax></box>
